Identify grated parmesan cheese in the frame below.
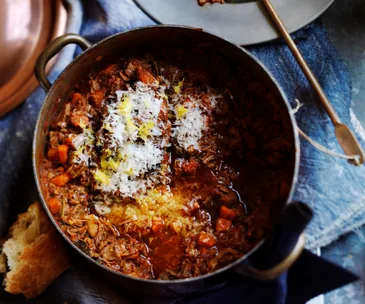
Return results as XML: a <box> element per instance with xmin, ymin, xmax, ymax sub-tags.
<box><xmin>99</xmin><ymin>81</ymin><xmax>164</xmax><ymax>149</ymax></box>
<box><xmin>96</xmin><ymin>142</ymin><xmax>164</xmax><ymax>197</ymax></box>
<box><xmin>170</xmin><ymin>82</ymin><xmax>220</xmax><ymax>152</ymax></box>
<box><xmin>107</xmin><ymin>188</ymin><xmax>205</xmax><ymax>236</ymax></box>
<box><xmin>72</xmin><ymin>126</ymin><xmax>95</xmax><ymax>166</ymax></box>
<box><xmin>93</xmin><ymin>82</ymin><xmax>167</xmax><ymax>197</ymax></box>
<box><xmin>172</xmin><ymin>105</ymin><xmax>206</xmax><ymax>152</ymax></box>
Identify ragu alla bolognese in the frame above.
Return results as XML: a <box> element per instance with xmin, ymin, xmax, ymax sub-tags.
<box><xmin>40</xmin><ymin>47</ymin><xmax>294</xmax><ymax>280</ymax></box>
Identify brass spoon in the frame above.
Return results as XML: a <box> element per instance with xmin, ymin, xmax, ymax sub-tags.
<box><xmin>249</xmin><ymin>0</ymin><xmax>365</xmax><ymax>165</ymax></box>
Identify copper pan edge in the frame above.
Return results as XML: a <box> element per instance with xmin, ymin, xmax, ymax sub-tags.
<box><xmin>0</xmin><ymin>0</ymin><xmax>68</xmax><ymax>117</ymax></box>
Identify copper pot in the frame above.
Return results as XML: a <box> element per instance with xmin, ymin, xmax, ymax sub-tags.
<box><xmin>33</xmin><ymin>26</ymin><xmax>306</xmax><ymax>297</ymax></box>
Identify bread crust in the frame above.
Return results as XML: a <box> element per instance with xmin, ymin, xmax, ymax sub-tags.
<box><xmin>1</xmin><ymin>202</ymin><xmax>70</xmax><ymax>298</ymax></box>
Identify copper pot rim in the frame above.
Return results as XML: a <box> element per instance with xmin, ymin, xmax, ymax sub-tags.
<box><xmin>0</xmin><ymin>0</ymin><xmax>68</xmax><ymax>117</ymax></box>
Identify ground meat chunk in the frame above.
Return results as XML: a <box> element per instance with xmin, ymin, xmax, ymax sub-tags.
<box><xmin>124</xmin><ymin>59</ymin><xmax>150</xmax><ymax>78</ymax></box>
<box><xmin>212</xmin><ymin>185</ymin><xmax>238</xmax><ymax>206</ymax></box>
<box><xmin>89</xmin><ymin>90</ymin><xmax>105</xmax><ymax>107</ymax></box>
<box><xmin>71</xmin><ymin>92</ymin><xmax>87</xmax><ymax>108</ymax></box>
<box><xmin>174</xmin><ymin>158</ymin><xmax>199</xmax><ymax>176</ymax></box>
<box><xmin>70</xmin><ymin>111</ymin><xmax>89</xmax><ymax>128</ymax></box>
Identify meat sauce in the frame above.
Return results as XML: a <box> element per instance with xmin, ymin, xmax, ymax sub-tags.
<box><xmin>40</xmin><ymin>47</ymin><xmax>295</xmax><ymax>280</ymax></box>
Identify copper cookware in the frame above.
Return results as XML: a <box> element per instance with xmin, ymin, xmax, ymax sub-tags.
<box><xmin>0</xmin><ymin>0</ymin><xmax>67</xmax><ymax>117</ymax></box>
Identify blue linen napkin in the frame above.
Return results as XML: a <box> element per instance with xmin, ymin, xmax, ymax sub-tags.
<box><xmin>0</xmin><ymin>0</ymin><xmax>363</xmax><ymax>302</ymax></box>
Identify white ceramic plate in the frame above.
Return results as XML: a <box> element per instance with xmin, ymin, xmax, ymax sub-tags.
<box><xmin>134</xmin><ymin>0</ymin><xmax>335</xmax><ymax>45</ymax></box>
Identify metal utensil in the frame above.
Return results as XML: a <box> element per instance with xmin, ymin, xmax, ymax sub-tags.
<box><xmin>262</xmin><ymin>0</ymin><xmax>365</xmax><ymax>166</ymax></box>
<box><xmin>229</xmin><ymin>0</ymin><xmax>365</xmax><ymax>165</ymax></box>
<box><xmin>262</xmin><ymin>0</ymin><xmax>365</xmax><ymax>165</ymax></box>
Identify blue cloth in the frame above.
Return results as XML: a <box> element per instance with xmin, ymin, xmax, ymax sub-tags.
<box><xmin>0</xmin><ymin>0</ymin><xmax>362</xmax><ymax>302</ymax></box>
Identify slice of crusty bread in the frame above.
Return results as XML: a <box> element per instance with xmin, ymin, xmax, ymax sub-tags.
<box><xmin>0</xmin><ymin>202</ymin><xmax>70</xmax><ymax>298</ymax></box>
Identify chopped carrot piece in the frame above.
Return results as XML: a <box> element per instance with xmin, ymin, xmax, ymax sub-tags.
<box><xmin>151</xmin><ymin>218</ymin><xmax>164</xmax><ymax>233</ymax></box>
<box><xmin>47</xmin><ymin>148</ymin><xmax>59</xmax><ymax>162</ymax></box>
<box><xmin>58</xmin><ymin>145</ymin><xmax>69</xmax><ymax>163</ymax></box>
<box><xmin>48</xmin><ymin>198</ymin><xmax>62</xmax><ymax>214</ymax></box>
<box><xmin>102</xmin><ymin>64</ymin><xmax>118</xmax><ymax>74</ymax></box>
<box><xmin>137</xmin><ymin>67</ymin><xmax>157</xmax><ymax>85</ymax></box>
<box><xmin>50</xmin><ymin>172</ymin><xmax>71</xmax><ymax>187</ymax></box>
<box><xmin>220</xmin><ymin>206</ymin><xmax>236</xmax><ymax>220</ymax></box>
<box><xmin>197</xmin><ymin>231</ymin><xmax>216</xmax><ymax>248</ymax></box>
<box><xmin>216</xmin><ymin>218</ymin><xmax>232</xmax><ymax>233</ymax></box>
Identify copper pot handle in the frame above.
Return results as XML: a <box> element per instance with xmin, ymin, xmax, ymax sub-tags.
<box><xmin>34</xmin><ymin>34</ymin><xmax>91</xmax><ymax>92</ymax></box>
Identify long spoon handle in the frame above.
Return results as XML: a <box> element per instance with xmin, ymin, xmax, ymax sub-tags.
<box><xmin>261</xmin><ymin>0</ymin><xmax>365</xmax><ymax>165</ymax></box>
<box><xmin>261</xmin><ymin>0</ymin><xmax>340</xmax><ymax>124</ymax></box>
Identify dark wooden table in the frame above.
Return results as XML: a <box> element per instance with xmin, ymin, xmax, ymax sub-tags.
<box><xmin>320</xmin><ymin>0</ymin><xmax>365</xmax><ymax>302</ymax></box>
